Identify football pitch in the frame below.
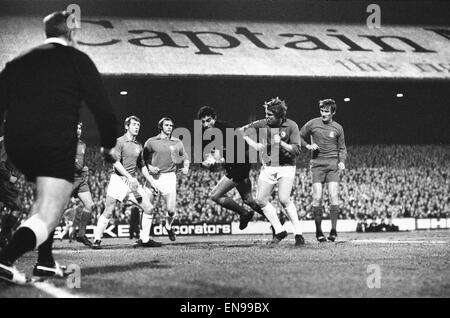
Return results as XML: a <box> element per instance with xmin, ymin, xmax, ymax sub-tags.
<box><xmin>0</xmin><ymin>230</ymin><xmax>449</xmax><ymax>298</ymax></box>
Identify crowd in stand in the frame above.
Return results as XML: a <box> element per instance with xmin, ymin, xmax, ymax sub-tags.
<box><xmin>1</xmin><ymin>145</ymin><xmax>449</xmax><ymax>226</ymax></box>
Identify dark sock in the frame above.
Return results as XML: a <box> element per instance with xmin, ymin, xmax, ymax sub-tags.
<box><xmin>313</xmin><ymin>206</ymin><xmax>324</xmax><ymax>235</ymax></box>
<box><xmin>37</xmin><ymin>230</ymin><xmax>55</xmax><ymax>265</ymax></box>
<box><xmin>0</xmin><ymin>214</ymin><xmax>19</xmax><ymax>238</ymax></box>
<box><xmin>77</xmin><ymin>211</ymin><xmax>91</xmax><ymax>237</ymax></box>
<box><xmin>330</xmin><ymin>205</ymin><xmax>339</xmax><ymax>232</ymax></box>
<box><xmin>0</xmin><ymin>227</ymin><xmax>37</xmax><ymax>266</ymax></box>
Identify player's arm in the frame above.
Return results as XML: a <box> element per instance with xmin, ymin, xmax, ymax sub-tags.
<box><xmin>75</xmin><ymin>51</ymin><xmax>117</xmax><ymax>150</ymax></box>
<box><xmin>0</xmin><ymin>162</ymin><xmax>11</xmax><ymax>181</ymax></box>
<box><xmin>142</xmin><ymin>141</ymin><xmax>160</xmax><ymax>175</ymax></box>
<box><xmin>337</xmin><ymin>126</ymin><xmax>347</xmax><ymax>170</ymax></box>
<box><xmin>300</xmin><ymin>120</ymin><xmax>319</xmax><ymax>151</ymax></box>
<box><xmin>179</xmin><ymin>142</ymin><xmax>190</xmax><ymax>174</ymax></box>
<box><xmin>238</xmin><ymin>120</ymin><xmax>264</xmax><ymax>151</ymax></box>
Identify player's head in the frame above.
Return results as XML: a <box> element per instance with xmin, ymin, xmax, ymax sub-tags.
<box><xmin>43</xmin><ymin>11</ymin><xmax>77</xmax><ymax>45</ymax></box>
<box><xmin>263</xmin><ymin>97</ymin><xmax>287</xmax><ymax>126</ymax></box>
<box><xmin>158</xmin><ymin>117</ymin><xmax>174</xmax><ymax>136</ymax></box>
<box><xmin>77</xmin><ymin>121</ymin><xmax>83</xmax><ymax>139</ymax></box>
<box><xmin>318</xmin><ymin>99</ymin><xmax>336</xmax><ymax>123</ymax></box>
<box><xmin>197</xmin><ymin>106</ymin><xmax>217</xmax><ymax>129</ymax></box>
<box><xmin>124</xmin><ymin>115</ymin><xmax>141</xmax><ymax>136</ymax></box>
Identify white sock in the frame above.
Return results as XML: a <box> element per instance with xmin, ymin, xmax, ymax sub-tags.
<box><xmin>140</xmin><ymin>213</ymin><xmax>153</xmax><ymax>243</ymax></box>
<box><xmin>94</xmin><ymin>215</ymin><xmax>110</xmax><ymax>241</ymax></box>
<box><xmin>19</xmin><ymin>214</ymin><xmax>49</xmax><ymax>247</ymax></box>
<box><xmin>285</xmin><ymin>201</ymin><xmax>302</xmax><ymax>235</ymax></box>
<box><xmin>262</xmin><ymin>203</ymin><xmax>284</xmax><ymax>233</ymax></box>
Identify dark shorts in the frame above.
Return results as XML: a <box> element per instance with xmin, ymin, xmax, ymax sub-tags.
<box><xmin>5</xmin><ymin>135</ymin><xmax>76</xmax><ymax>183</ymax></box>
<box><xmin>311</xmin><ymin>158</ymin><xmax>340</xmax><ymax>184</ymax></box>
<box><xmin>71</xmin><ymin>174</ymin><xmax>90</xmax><ymax>197</ymax></box>
<box><xmin>0</xmin><ymin>179</ymin><xmax>21</xmax><ymax>211</ymax></box>
<box><xmin>225</xmin><ymin>163</ymin><xmax>251</xmax><ymax>183</ymax></box>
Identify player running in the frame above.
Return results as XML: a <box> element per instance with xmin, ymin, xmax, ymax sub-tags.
<box><xmin>92</xmin><ymin>116</ymin><xmax>161</xmax><ymax>249</ymax></box>
<box><xmin>142</xmin><ymin>117</ymin><xmax>189</xmax><ymax>242</ymax></box>
<box><xmin>240</xmin><ymin>97</ymin><xmax>305</xmax><ymax>246</ymax></box>
<box><xmin>197</xmin><ymin>106</ymin><xmax>265</xmax><ymax>229</ymax></box>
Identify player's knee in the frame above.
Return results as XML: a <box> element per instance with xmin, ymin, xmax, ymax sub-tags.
<box><xmin>209</xmin><ymin>192</ymin><xmax>221</xmax><ymax>203</ymax></box>
<box><xmin>242</xmin><ymin>195</ymin><xmax>255</xmax><ymax>206</ymax></box>
<box><xmin>279</xmin><ymin>198</ymin><xmax>290</xmax><ymax>208</ymax></box>
<box><xmin>255</xmin><ymin>197</ymin><xmax>268</xmax><ymax>208</ymax></box>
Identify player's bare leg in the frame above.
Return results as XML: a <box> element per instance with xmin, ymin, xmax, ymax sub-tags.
<box><xmin>0</xmin><ymin>210</ymin><xmax>22</xmax><ymax>248</ymax></box>
<box><xmin>312</xmin><ymin>182</ymin><xmax>326</xmax><ymax>242</ymax></box>
<box><xmin>92</xmin><ymin>196</ymin><xmax>116</xmax><ymax>249</ymax></box>
<box><xmin>134</xmin><ymin>190</ymin><xmax>162</xmax><ymax>247</ymax></box>
<box><xmin>163</xmin><ymin>192</ymin><xmax>178</xmax><ymax>241</ymax></box>
<box><xmin>278</xmin><ymin>177</ymin><xmax>304</xmax><ymax>246</ymax></box>
<box><xmin>327</xmin><ymin>182</ymin><xmax>340</xmax><ymax>241</ymax></box>
<box><xmin>0</xmin><ymin>177</ymin><xmax>72</xmax><ymax>283</ymax></box>
<box><xmin>210</xmin><ymin>176</ymin><xmax>254</xmax><ymax>230</ymax></box>
<box><xmin>76</xmin><ymin>191</ymin><xmax>94</xmax><ymax>246</ymax></box>
<box><xmin>255</xmin><ymin>179</ymin><xmax>286</xmax><ymax>245</ymax></box>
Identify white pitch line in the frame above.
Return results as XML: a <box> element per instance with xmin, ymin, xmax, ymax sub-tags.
<box><xmin>350</xmin><ymin>239</ymin><xmax>447</xmax><ymax>244</ymax></box>
<box><xmin>32</xmin><ymin>281</ymin><xmax>81</xmax><ymax>298</ymax></box>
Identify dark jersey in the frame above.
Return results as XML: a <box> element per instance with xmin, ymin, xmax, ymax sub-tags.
<box><xmin>74</xmin><ymin>139</ymin><xmax>87</xmax><ymax>176</ymax></box>
<box><xmin>300</xmin><ymin>117</ymin><xmax>347</xmax><ymax>162</ymax></box>
<box><xmin>202</xmin><ymin>120</ymin><xmax>250</xmax><ymax>166</ymax></box>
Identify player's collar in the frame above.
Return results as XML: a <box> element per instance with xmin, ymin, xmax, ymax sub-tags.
<box><xmin>44</xmin><ymin>37</ymin><xmax>69</xmax><ymax>46</ymax></box>
<box><xmin>157</xmin><ymin>133</ymin><xmax>174</xmax><ymax>141</ymax></box>
<box><xmin>123</xmin><ymin>133</ymin><xmax>137</xmax><ymax>142</ymax></box>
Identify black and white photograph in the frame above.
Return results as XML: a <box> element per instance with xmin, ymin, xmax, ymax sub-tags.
<box><xmin>0</xmin><ymin>0</ymin><xmax>449</xmax><ymax>301</ymax></box>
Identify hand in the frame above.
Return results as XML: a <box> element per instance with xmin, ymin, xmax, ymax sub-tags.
<box><xmin>9</xmin><ymin>175</ymin><xmax>17</xmax><ymax>183</ymax></box>
<box><xmin>273</xmin><ymin>134</ymin><xmax>281</xmax><ymax>144</ymax></box>
<box><xmin>306</xmin><ymin>143</ymin><xmax>319</xmax><ymax>151</ymax></box>
<box><xmin>101</xmin><ymin>147</ymin><xmax>119</xmax><ymax>163</ymax></box>
<box><xmin>255</xmin><ymin>143</ymin><xmax>264</xmax><ymax>151</ymax></box>
<box><xmin>202</xmin><ymin>154</ymin><xmax>216</xmax><ymax>168</ymax></box>
<box><xmin>127</xmin><ymin>177</ymin><xmax>139</xmax><ymax>191</ymax></box>
<box><xmin>338</xmin><ymin>162</ymin><xmax>345</xmax><ymax>170</ymax></box>
<box><xmin>148</xmin><ymin>165</ymin><xmax>160</xmax><ymax>175</ymax></box>
<box><xmin>181</xmin><ymin>166</ymin><xmax>189</xmax><ymax>175</ymax></box>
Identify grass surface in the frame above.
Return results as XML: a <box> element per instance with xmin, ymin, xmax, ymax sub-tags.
<box><xmin>1</xmin><ymin>230</ymin><xmax>449</xmax><ymax>298</ymax></box>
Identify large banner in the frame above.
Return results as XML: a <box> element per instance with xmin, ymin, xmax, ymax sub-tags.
<box><xmin>1</xmin><ymin>16</ymin><xmax>449</xmax><ymax>79</ymax></box>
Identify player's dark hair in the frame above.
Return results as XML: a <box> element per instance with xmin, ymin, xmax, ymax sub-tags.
<box><xmin>319</xmin><ymin>99</ymin><xmax>337</xmax><ymax>114</ymax></box>
<box><xmin>43</xmin><ymin>11</ymin><xmax>72</xmax><ymax>38</ymax></box>
<box><xmin>263</xmin><ymin>97</ymin><xmax>287</xmax><ymax>119</ymax></box>
<box><xmin>124</xmin><ymin>115</ymin><xmax>141</xmax><ymax>130</ymax></box>
<box><xmin>158</xmin><ymin>117</ymin><xmax>174</xmax><ymax>132</ymax></box>
<box><xmin>197</xmin><ymin>106</ymin><xmax>217</xmax><ymax>120</ymax></box>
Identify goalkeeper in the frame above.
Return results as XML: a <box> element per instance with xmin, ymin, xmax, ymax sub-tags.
<box><xmin>197</xmin><ymin>106</ymin><xmax>265</xmax><ymax>230</ymax></box>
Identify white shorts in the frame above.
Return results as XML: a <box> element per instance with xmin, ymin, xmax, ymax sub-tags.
<box><xmin>258</xmin><ymin>165</ymin><xmax>296</xmax><ymax>185</ymax></box>
<box><xmin>106</xmin><ymin>174</ymin><xmax>151</xmax><ymax>204</ymax></box>
<box><xmin>149</xmin><ymin>172</ymin><xmax>177</xmax><ymax>196</ymax></box>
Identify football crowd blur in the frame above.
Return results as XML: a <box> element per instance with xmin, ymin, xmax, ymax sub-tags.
<box><xmin>1</xmin><ymin>145</ymin><xmax>449</xmax><ymax>229</ymax></box>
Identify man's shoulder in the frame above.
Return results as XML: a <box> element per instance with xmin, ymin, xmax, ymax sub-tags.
<box><xmin>331</xmin><ymin>120</ymin><xmax>344</xmax><ymax>131</ymax></box>
<box><xmin>144</xmin><ymin>136</ymin><xmax>159</xmax><ymax>145</ymax></box>
<box><xmin>284</xmin><ymin>118</ymin><xmax>299</xmax><ymax>128</ymax></box>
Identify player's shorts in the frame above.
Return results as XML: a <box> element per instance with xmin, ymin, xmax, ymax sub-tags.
<box><xmin>71</xmin><ymin>174</ymin><xmax>90</xmax><ymax>197</ymax></box>
<box><xmin>149</xmin><ymin>172</ymin><xmax>176</xmax><ymax>195</ymax></box>
<box><xmin>258</xmin><ymin>165</ymin><xmax>296</xmax><ymax>185</ymax></box>
<box><xmin>5</xmin><ymin>133</ymin><xmax>77</xmax><ymax>183</ymax></box>
<box><xmin>106</xmin><ymin>174</ymin><xmax>150</xmax><ymax>204</ymax></box>
<box><xmin>224</xmin><ymin>163</ymin><xmax>251</xmax><ymax>183</ymax></box>
<box><xmin>0</xmin><ymin>179</ymin><xmax>21</xmax><ymax>211</ymax></box>
<box><xmin>310</xmin><ymin>158</ymin><xmax>340</xmax><ymax>184</ymax></box>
